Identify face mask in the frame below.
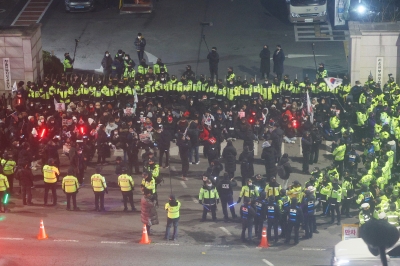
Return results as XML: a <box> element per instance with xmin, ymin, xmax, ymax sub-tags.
<box><xmin>207</xmin><ymin>184</ymin><xmax>212</xmax><ymax>188</ymax></box>
<box><xmin>248</xmin><ymin>183</ymin><xmax>252</xmax><ymax>186</ymax></box>
<box><xmin>125</xmin><ymin>57</ymin><xmax>128</xmax><ymax>60</ymax></box>
<box><xmin>84</xmin><ymin>82</ymin><xmax>88</xmax><ymax>86</ymax></box>
<box><xmin>43</xmin><ymin>85</ymin><xmax>47</xmax><ymax>88</ymax></box>
<box><xmin>78</xmin><ymin>151</ymin><xmax>82</xmax><ymax>154</ymax></box>
<box><xmin>106</xmin><ymin>54</ymin><xmax>109</xmax><ymax>57</ymax></box>
<box><xmin>190</xmin><ymin>101</ymin><xmax>193</xmax><ymax>104</ymax></box>
<box><xmin>119</xmin><ymin>53</ymin><xmax>122</xmax><ymax>56</ymax></box>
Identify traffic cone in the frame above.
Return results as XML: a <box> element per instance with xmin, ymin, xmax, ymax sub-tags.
<box><xmin>139</xmin><ymin>224</ymin><xmax>151</xmax><ymax>244</ymax></box>
<box><xmin>37</xmin><ymin>219</ymin><xmax>48</xmax><ymax>240</ymax></box>
<box><xmin>258</xmin><ymin>227</ymin><xmax>269</xmax><ymax>248</ymax></box>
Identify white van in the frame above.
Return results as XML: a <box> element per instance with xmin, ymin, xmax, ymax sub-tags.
<box><xmin>287</xmin><ymin>0</ymin><xmax>328</xmax><ymax>23</ymax></box>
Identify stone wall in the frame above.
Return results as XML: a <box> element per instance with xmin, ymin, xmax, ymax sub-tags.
<box><xmin>349</xmin><ymin>21</ymin><xmax>400</xmax><ymax>85</ymax></box>
<box><xmin>0</xmin><ymin>24</ymin><xmax>43</xmax><ymax>93</ymax></box>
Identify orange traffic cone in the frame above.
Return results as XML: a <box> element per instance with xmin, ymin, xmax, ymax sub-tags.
<box><xmin>139</xmin><ymin>224</ymin><xmax>151</xmax><ymax>244</ymax></box>
<box><xmin>37</xmin><ymin>219</ymin><xmax>48</xmax><ymax>240</ymax></box>
<box><xmin>258</xmin><ymin>226</ymin><xmax>269</xmax><ymax>248</ymax></box>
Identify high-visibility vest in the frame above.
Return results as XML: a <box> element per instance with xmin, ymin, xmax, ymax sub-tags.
<box><xmin>62</xmin><ymin>175</ymin><xmax>79</xmax><ymax>193</ymax></box>
<box><xmin>91</xmin><ymin>174</ymin><xmax>107</xmax><ymax>192</ymax></box>
<box><xmin>0</xmin><ymin>174</ymin><xmax>9</xmax><ymax>191</ymax></box>
<box><xmin>43</xmin><ymin>165</ymin><xmax>59</xmax><ymax>183</ymax></box>
<box><xmin>1</xmin><ymin>159</ymin><xmax>16</xmax><ymax>176</ymax></box>
<box><xmin>165</xmin><ymin>201</ymin><xmax>181</xmax><ymax>219</ymax></box>
<box><xmin>118</xmin><ymin>174</ymin><xmax>134</xmax><ymax>192</ymax></box>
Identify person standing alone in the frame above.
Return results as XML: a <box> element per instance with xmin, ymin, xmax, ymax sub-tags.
<box><xmin>272</xmin><ymin>45</ymin><xmax>285</xmax><ymax>81</ymax></box>
<box><xmin>134</xmin><ymin>33</ymin><xmax>146</xmax><ymax>61</ymax></box>
<box><xmin>259</xmin><ymin>45</ymin><xmax>270</xmax><ymax>79</ymax></box>
<box><xmin>164</xmin><ymin>194</ymin><xmax>181</xmax><ymax>241</ymax></box>
<box><xmin>207</xmin><ymin>47</ymin><xmax>219</xmax><ymax>82</ymax></box>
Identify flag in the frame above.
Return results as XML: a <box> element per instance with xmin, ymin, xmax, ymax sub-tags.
<box><xmin>324</xmin><ymin>77</ymin><xmax>343</xmax><ymax>91</ymax></box>
<box><xmin>306</xmin><ymin>90</ymin><xmax>314</xmax><ymax>124</ymax></box>
<box><xmin>8</xmin><ymin>111</ymin><xmax>18</xmax><ymax>122</ymax></box>
<box><xmin>12</xmin><ymin>81</ymin><xmax>17</xmax><ymax>92</ymax></box>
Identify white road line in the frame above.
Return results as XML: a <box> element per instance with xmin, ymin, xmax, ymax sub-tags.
<box><xmin>11</xmin><ymin>0</ymin><xmax>31</xmax><ymax>25</ymax></box>
<box><xmin>326</xmin><ymin>141</ymin><xmax>332</xmax><ymax>154</ymax></box>
<box><xmin>254</xmin><ymin>141</ymin><xmax>258</xmax><ymax>156</ymax></box>
<box><xmin>192</xmin><ymin>197</ymin><xmax>199</xmax><ymax>204</ymax></box>
<box><xmin>262</xmin><ymin>259</ymin><xmax>274</xmax><ymax>266</ymax></box>
<box><xmin>100</xmin><ymin>241</ymin><xmax>127</xmax><ymax>244</ymax></box>
<box><xmin>154</xmin><ymin>243</ymin><xmax>179</xmax><ymax>246</ymax></box>
<box><xmin>180</xmin><ymin>181</ymin><xmax>187</xmax><ymax>188</ymax></box>
<box><xmin>219</xmin><ymin>227</ymin><xmax>232</xmax><ymax>236</ymax></box>
<box><xmin>0</xmin><ymin>237</ymin><xmax>24</xmax><ymax>240</ymax></box>
<box><xmin>302</xmin><ymin>248</ymin><xmax>326</xmax><ymax>251</ymax></box>
<box><xmin>299</xmin><ymin>140</ymin><xmax>303</xmax><ymax>155</ymax></box>
<box><xmin>281</xmin><ymin>142</ymin><xmax>284</xmax><ymax>155</ymax></box>
<box><xmin>54</xmin><ymin>239</ymin><xmax>79</xmax><ymax>242</ymax></box>
<box><xmin>204</xmin><ymin>244</ymin><xmax>230</xmax><ymax>248</ymax></box>
<box><xmin>36</xmin><ymin>0</ymin><xmax>54</xmax><ymax>23</ymax></box>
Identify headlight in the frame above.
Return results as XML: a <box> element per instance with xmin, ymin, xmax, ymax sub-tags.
<box><xmin>319</xmin><ymin>11</ymin><xmax>327</xmax><ymax>16</ymax></box>
<box><xmin>291</xmin><ymin>13</ymin><xmax>300</xmax><ymax>18</ymax></box>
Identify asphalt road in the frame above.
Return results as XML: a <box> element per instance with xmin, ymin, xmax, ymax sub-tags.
<box><xmin>0</xmin><ymin>139</ymin><xmax>358</xmax><ymax>266</ymax></box>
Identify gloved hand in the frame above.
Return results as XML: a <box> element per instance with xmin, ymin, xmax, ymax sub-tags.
<box><xmin>217</xmin><ymin>199</ymin><xmax>220</xmax><ymax>204</ymax></box>
<box><xmin>199</xmin><ymin>200</ymin><xmax>202</xmax><ymax>205</ymax></box>
<box><xmin>237</xmin><ymin>197</ymin><xmax>242</xmax><ymax>204</ymax></box>
<box><xmin>105</xmin><ymin>188</ymin><xmax>108</xmax><ymax>194</ymax></box>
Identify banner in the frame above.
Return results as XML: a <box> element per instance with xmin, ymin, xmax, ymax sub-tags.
<box><xmin>306</xmin><ymin>90</ymin><xmax>314</xmax><ymax>124</ymax></box>
<box><xmin>324</xmin><ymin>77</ymin><xmax>343</xmax><ymax>91</ymax></box>
<box><xmin>3</xmin><ymin>58</ymin><xmax>11</xmax><ymax>91</ymax></box>
<box><xmin>334</xmin><ymin>0</ymin><xmax>346</xmax><ymax>26</ymax></box>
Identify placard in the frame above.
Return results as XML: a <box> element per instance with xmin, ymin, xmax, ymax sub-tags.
<box><xmin>3</xmin><ymin>58</ymin><xmax>11</xmax><ymax>91</ymax></box>
<box><xmin>124</xmin><ymin>108</ymin><xmax>134</xmax><ymax>115</ymax></box>
<box><xmin>376</xmin><ymin>57</ymin><xmax>384</xmax><ymax>84</ymax></box>
<box><xmin>342</xmin><ymin>224</ymin><xmax>359</xmax><ymax>240</ymax></box>
<box><xmin>238</xmin><ymin>111</ymin><xmax>245</xmax><ymax>119</ymax></box>
<box><xmin>55</xmin><ymin>102</ymin><xmax>65</xmax><ymax>112</ymax></box>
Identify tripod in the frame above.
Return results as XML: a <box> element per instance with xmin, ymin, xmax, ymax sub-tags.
<box><xmin>195</xmin><ymin>25</ymin><xmax>210</xmax><ymax>77</ymax></box>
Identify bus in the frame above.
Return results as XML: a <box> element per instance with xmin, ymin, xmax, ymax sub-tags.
<box><xmin>287</xmin><ymin>0</ymin><xmax>328</xmax><ymax>23</ymax></box>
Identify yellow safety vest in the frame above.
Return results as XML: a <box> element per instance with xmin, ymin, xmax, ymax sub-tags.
<box><xmin>62</xmin><ymin>175</ymin><xmax>79</xmax><ymax>193</ymax></box>
<box><xmin>43</xmin><ymin>165</ymin><xmax>59</xmax><ymax>183</ymax></box>
<box><xmin>165</xmin><ymin>201</ymin><xmax>181</xmax><ymax>219</ymax></box>
<box><xmin>91</xmin><ymin>174</ymin><xmax>107</xmax><ymax>192</ymax></box>
<box><xmin>0</xmin><ymin>174</ymin><xmax>9</xmax><ymax>191</ymax></box>
<box><xmin>118</xmin><ymin>174</ymin><xmax>134</xmax><ymax>192</ymax></box>
<box><xmin>1</xmin><ymin>159</ymin><xmax>16</xmax><ymax>176</ymax></box>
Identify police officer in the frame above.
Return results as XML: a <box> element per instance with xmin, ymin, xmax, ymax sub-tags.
<box><xmin>265</xmin><ymin>177</ymin><xmax>282</xmax><ymax>199</ymax></box>
<box><xmin>332</xmin><ymin>138</ymin><xmax>346</xmax><ymax>177</ymax></box>
<box><xmin>345</xmin><ymin>145</ymin><xmax>361</xmax><ymax>176</ymax></box>
<box><xmin>278</xmin><ymin>189</ymin><xmax>290</xmax><ymax>238</ymax></box>
<box><xmin>238</xmin><ymin>178</ymin><xmax>259</xmax><ymax>204</ymax></box>
<box><xmin>319</xmin><ymin>176</ymin><xmax>332</xmax><ymax>216</ymax></box>
<box><xmin>164</xmin><ymin>194</ymin><xmax>181</xmax><ymax>241</ymax></box>
<box><xmin>240</xmin><ymin>198</ymin><xmax>256</xmax><ymax>243</ymax></box>
<box><xmin>356</xmin><ymin>184</ymin><xmax>374</xmax><ymax>212</ymax></box>
<box><xmin>199</xmin><ymin>180</ymin><xmax>219</xmax><ymax>222</ymax></box>
<box><xmin>1</xmin><ymin>153</ymin><xmax>16</xmax><ymax>194</ymax></box>
<box><xmin>62</xmin><ymin>168</ymin><xmax>80</xmax><ymax>211</ymax></box>
<box><xmin>217</xmin><ymin>173</ymin><xmax>237</xmax><ymax>222</ymax></box>
<box><xmin>0</xmin><ymin>166</ymin><xmax>10</xmax><ymax>213</ymax></box>
<box><xmin>141</xmin><ymin>171</ymin><xmax>155</xmax><ymax>194</ymax></box>
<box><xmin>43</xmin><ymin>158</ymin><xmax>59</xmax><ymax>206</ymax></box>
<box><xmin>266</xmin><ymin>195</ymin><xmax>281</xmax><ymax>243</ymax></box>
<box><xmin>359</xmin><ymin>203</ymin><xmax>378</xmax><ymax>226</ymax></box>
<box><xmin>341</xmin><ymin>171</ymin><xmax>355</xmax><ymax>218</ymax></box>
<box><xmin>285</xmin><ymin>198</ymin><xmax>303</xmax><ymax>245</ymax></box>
<box><xmin>91</xmin><ymin>167</ymin><xmax>107</xmax><ymax>212</ymax></box>
<box><xmin>302</xmin><ymin>187</ymin><xmax>316</xmax><ymax>239</ymax></box>
<box><xmin>386</xmin><ymin>203</ymin><xmax>400</xmax><ymax>227</ymax></box>
<box><xmin>253</xmin><ymin>192</ymin><xmax>267</xmax><ymax>239</ymax></box>
<box><xmin>118</xmin><ymin>167</ymin><xmax>136</xmax><ymax>212</ymax></box>
<box><xmin>63</xmin><ymin>52</ymin><xmax>74</xmax><ymax>73</ymax></box>
<box><xmin>328</xmin><ymin>179</ymin><xmax>342</xmax><ymax>225</ymax></box>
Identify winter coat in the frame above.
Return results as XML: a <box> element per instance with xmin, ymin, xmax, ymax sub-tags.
<box><xmin>259</xmin><ymin>47</ymin><xmax>270</xmax><ymax>74</ymax></box>
<box><xmin>277</xmin><ymin>155</ymin><xmax>292</xmax><ymax>180</ymax></box>
<box><xmin>187</xmin><ymin>122</ymin><xmax>200</xmax><ymax>147</ymax></box>
<box><xmin>177</xmin><ymin>138</ymin><xmax>191</xmax><ymax>159</ymax></box>
<box><xmin>134</xmin><ymin>37</ymin><xmax>146</xmax><ymax>51</ymax></box>
<box><xmin>101</xmin><ymin>55</ymin><xmax>113</xmax><ymax>71</ymax></box>
<box><xmin>207</xmin><ymin>50</ymin><xmax>219</xmax><ymax>68</ymax></box>
<box><xmin>301</xmin><ymin>134</ymin><xmax>312</xmax><ymax>153</ymax></box>
<box><xmin>271</xmin><ymin>127</ymin><xmax>284</xmax><ymax>158</ymax></box>
<box><xmin>158</xmin><ymin>130</ymin><xmax>171</xmax><ymax>150</ymax></box>
<box><xmin>261</xmin><ymin>145</ymin><xmax>277</xmax><ymax>178</ymax></box>
<box><xmin>238</xmin><ymin>150</ymin><xmax>254</xmax><ymax>178</ymax></box>
<box><xmin>273</xmin><ymin>49</ymin><xmax>285</xmax><ymax>75</ymax></box>
<box><xmin>141</xmin><ymin>195</ymin><xmax>159</xmax><ymax>226</ymax></box>
<box><xmin>16</xmin><ymin>167</ymin><xmax>34</xmax><ymax>187</ymax></box>
<box><xmin>222</xmin><ymin>145</ymin><xmax>237</xmax><ymax>173</ymax></box>
<box><xmin>97</xmin><ymin>130</ymin><xmax>109</xmax><ymax>156</ymax></box>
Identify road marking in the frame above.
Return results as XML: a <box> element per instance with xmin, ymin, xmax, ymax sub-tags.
<box><xmin>192</xmin><ymin>197</ymin><xmax>199</xmax><ymax>204</ymax></box>
<box><xmin>144</xmin><ymin>51</ymin><xmax>158</xmax><ymax>64</ymax></box>
<box><xmin>262</xmin><ymin>259</ymin><xmax>274</xmax><ymax>266</ymax></box>
<box><xmin>299</xmin><ymin>139</ymin><xmax>302</xmax><ymax>155</ymax></box>
<box><xmin>155</xmin><ymin>243</ymin><xmax>180</xmax><ymax>246</ymax></box>
<box><xmin>241</xmin><ymin>244</ymin><xmax>250</xmax><ymax>249</ymax></box>
<box><xmin>54</xmin><ymin>239</ymin><xmax>79</xmax><ymax>242</ymax></box>
<box><xmin>0</xmin><ymin>237</ymin><xmax>24</xmax><ymax>241</ymax></box>
<box><xmin>219</xmin><ymin>227</ymin><xmax>232</xmax><ymax>236</ymax></box>
<box><xmin>287</xmin><ymin>54</ymin><xmax>330</xmax><ymax>59</ymax></box>
<box><xmin>281</xmin><ymin>142</ymin><xmax>284</xmax><ymax>155</ymax></box>
<box><xmin>204</xmin><ymin>244</ymin><xmax>230</xmax><ymax>248</ymax></box>
<box><xmin>180</xmin><ymin>181</ymin><xmax>187</xmax><ymax>188</ymax></box>
<box><xmin>302</xmin><ymin>248</ymin><xmax>326</xmax><ymax>251</ymax></box>
<box><xmin>254</xmin><ymin>141</ymin><xmax>258</xmax><ymax>155</ymax></box>
<box><xmin>101</xmin><ymin>241</ymin><xmax>127</xmax><ymax>244</ymax></box>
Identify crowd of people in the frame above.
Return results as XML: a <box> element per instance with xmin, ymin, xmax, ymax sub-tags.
<box><xmin>0</xmin><ymin>46</ymin><xmax>400</xmax><ymax>245</ymax></box>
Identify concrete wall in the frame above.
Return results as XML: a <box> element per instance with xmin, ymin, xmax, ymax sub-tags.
<box><xmin>0</xmin><ymin>24</ymin><xmax>43</xmax><ymax>93</ymax></box>
<box><xmin>349</xmin><ymin>21</ymin><xmax>400</xmax><ymax>85</ymax></box>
